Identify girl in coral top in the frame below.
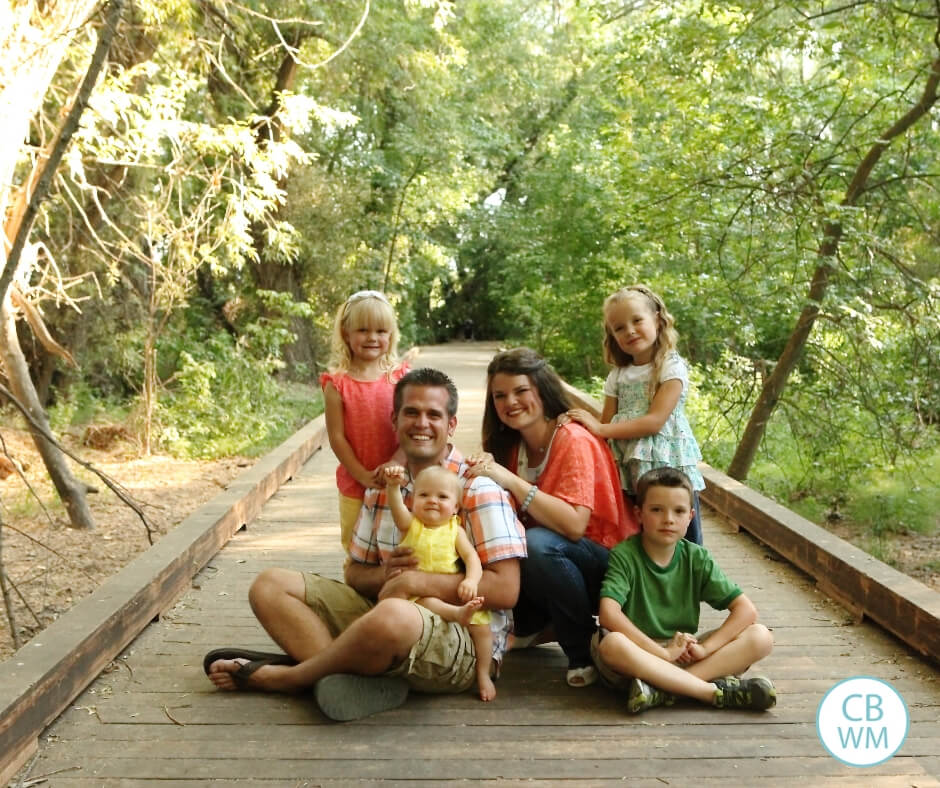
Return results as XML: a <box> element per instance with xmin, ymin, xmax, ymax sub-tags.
<box><xmin>320</xmin><ymin>290</ymin><xmax>410</xmax><ymax>551</ymax></box>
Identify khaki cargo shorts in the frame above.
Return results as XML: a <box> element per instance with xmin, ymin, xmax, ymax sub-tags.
<box><xmin>303</xmin><ymin>573</ymin><xmax>477</xmax><ymax>694</ymax></box>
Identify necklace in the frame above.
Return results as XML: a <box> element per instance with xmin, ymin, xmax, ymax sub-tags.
<box><xmin>525</xmin><ymin>420</ymin><xmax>558</xmax><ymax>463</ymax></box>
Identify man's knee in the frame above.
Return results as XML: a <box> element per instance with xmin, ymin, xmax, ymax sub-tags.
<box><xmin>358</xmin><ymin>599</ymin><xmax>423</xmax><ymax>649</ymax></box>
<box><xmin>248</xmin><ymin>567</ymin><xmax>305</xmax><ymax>612</ymax></box>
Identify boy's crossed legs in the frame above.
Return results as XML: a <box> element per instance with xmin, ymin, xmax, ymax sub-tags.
<box><xmin>592</xmin><ymin>623</ymin><xmax>775</xmax><ymax>711</ymax></box>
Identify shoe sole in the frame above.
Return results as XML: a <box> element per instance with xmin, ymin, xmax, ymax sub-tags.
<box><xmin>314</xmin><ymin>674</ymin><xmax>409</xmax><ymax>721</ymax></box>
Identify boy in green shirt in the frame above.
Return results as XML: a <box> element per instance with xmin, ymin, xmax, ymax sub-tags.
<box><xmin>591</xmin><ymin>467</ymin><xmax>776</xmax><ymax>712</ymax></box>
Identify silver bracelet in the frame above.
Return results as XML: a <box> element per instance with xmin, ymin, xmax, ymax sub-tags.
<box><xmin>520</xmin><ymin>484</ymin><xmax>537</xmax><ymax>513</ymax></box>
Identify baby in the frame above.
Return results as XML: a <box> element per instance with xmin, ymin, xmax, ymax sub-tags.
<box><xmin>383</xmin><ymin>464</ymin><xmax>495</xmax><ymax>701</ymax></box>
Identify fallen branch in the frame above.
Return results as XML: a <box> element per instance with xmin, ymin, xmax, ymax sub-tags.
<box><xmin>0</xmin><ymin>383</ymin><xmax>155</xmax><ymax>544</ymax></box>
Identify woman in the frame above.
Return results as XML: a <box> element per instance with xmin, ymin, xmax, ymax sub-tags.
<box><xmin>467</xmin><ymin>347</ymin><xmax>639</xmax><ymax>686</ymax></box>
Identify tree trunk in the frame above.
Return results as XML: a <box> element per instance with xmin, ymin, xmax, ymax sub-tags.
<box><xmin>0</xmin><ymin>0</ymin><xmax>124</xmax><ymax>527</ymax></box>
<box><xmin>253</xmin><ymin>260</ymin><xmax>318</xmax><ymax>376</ymax></box>
<box><xmin>250</xmin><ymin>48</ymin><xmax>318</xmax><ymax>379</ymax></box>
<box><xmin>0</xmin><ymin>297</ymin><xmax>95</xmax><ymax>528</ymax></box>
<box><xmin>728</xmin><ymin>52</ymin><xmax>940</xmax><ymax>480</ymax></box>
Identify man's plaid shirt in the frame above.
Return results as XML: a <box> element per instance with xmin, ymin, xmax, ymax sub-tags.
<box><xmin>348</xmin><ymin>445</ymin><xmax>526</xmax><ymax>664</ymax></box>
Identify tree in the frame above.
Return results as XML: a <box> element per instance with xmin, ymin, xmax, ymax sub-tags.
<box><xmin>1</xmin><ymin>0</ymin><xmax>124</xmax><ymax>528</ymax></box>
<box><xmin>728</xmin><ymin>16</ymin><xmax>940</xmax><ymax>478</ymax></box>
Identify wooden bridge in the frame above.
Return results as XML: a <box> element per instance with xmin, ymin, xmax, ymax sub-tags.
<box><xmin>2</xmin><ymin>343</ymin><xmax>938</xmax><ymax>786</ymax></box>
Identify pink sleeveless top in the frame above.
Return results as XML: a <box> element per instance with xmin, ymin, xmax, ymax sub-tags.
<box><xmin>320</xmin><ymin>363</ymin><xmax>409</xmax><ymax>498</ymax></box>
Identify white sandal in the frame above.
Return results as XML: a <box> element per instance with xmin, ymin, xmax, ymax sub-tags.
<box><xmin>566</xmin><ymin>665</ymin><xmax>598</xmax><ymax>687</ymax></box>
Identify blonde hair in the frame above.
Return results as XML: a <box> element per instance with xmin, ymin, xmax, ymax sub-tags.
<box><xmin>602</xmin><ymin>284</ymin><xmax>679</xmax><ymax>399</ymax></box>
<box><xmin>413</xmin><ymin>466</ymin><xmax>464</xmax><ymax>508</ymax></box>
<box><xmin>328</xmin><ymin>290</ymin><xmax>400</xmax><ymax>375</ymax></box>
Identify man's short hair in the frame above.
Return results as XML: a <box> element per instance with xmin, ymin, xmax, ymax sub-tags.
<box><xmin>393</xmin><ymin>368</ymin><xmax>459</xmax><ymax>419</ymax></box>
<box><xmin>635</xmin><ymin>467</ymin><xmax>694</xmax><ymax>508</ymax></box>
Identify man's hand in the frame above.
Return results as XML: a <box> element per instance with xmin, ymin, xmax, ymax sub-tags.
<box><xmin>373</xmin><ymin>545</ymin><xmax>419</xmax><ymax>600</ymax></box>
<box><xmin>383</xmin><ymin>545</ymin><xmax>418</xmax><ymax>581</ymax></box>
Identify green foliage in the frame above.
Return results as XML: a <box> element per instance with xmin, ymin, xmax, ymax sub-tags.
<box><xmin>690</xmin><ymin>349</ymin><xmax>940</xmax><ymax>538</ymax></box>
<box><xmin>47</xmin><ymin>382</ymin><xmax>130</xmax><ymax>432</ymax></box>
<box><xmin>15</xmin><ymin>1</ymin><xmax>937</xmax><ymax>573</ymax></box>
<box><xmin>156</xmin><ymin>330</ymin><xmax>321</xmax><ymax>459</ymax></box>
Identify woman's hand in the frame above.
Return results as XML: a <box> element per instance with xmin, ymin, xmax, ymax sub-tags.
<box><xmin>465</xmin><ymin>452</ymin><xmax>512</xmax><ymax>487</ymax></box>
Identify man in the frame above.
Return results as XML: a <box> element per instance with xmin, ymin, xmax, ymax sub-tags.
<box><xmin>205</xmin><ymin>368</ymin><xmax>526</xmax><ymax>720</ymax></box>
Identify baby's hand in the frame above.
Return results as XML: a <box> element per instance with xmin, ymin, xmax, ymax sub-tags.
<box><xmin>382</xmin><ymin>464</ymin><xmax>407</xmax><ymax>486</ymax></box>
<box><xmin>458</xmin><ymin>578</ymin><xmax>478</xmax><ymax>602</ymax></box>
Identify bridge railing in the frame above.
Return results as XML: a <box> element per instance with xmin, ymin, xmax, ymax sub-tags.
<box><xmin>0</xmin><ymin>418</ymin><xmax>328</xmax><ymax>785</ymax></box>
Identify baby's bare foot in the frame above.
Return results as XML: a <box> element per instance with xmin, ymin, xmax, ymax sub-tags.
<box><xmin>478</xmin><ymin>672</ymin><xmax>496</xmax><ymax>702</ymax></box>
<box><xmin>456</xmin><ymin>596</ymin><xmax>484</xmax><ymax>627</ymax></box>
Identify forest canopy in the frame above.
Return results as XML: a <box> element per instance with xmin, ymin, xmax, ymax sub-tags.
<box><xmin>1</xmin><ymin>1</ymin><xmax>938</xmax><ymax>558</ymax></box>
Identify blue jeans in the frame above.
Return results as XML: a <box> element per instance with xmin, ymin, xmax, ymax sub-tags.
<box><xmin>687</xmin><ymin>490</ymin><xmax>703</xmax><ymax>546</ymax></box>
<box><xmin>513</xmin><ymin>527</ymin><xmax>610</xmax><ymax>669</ymax></box>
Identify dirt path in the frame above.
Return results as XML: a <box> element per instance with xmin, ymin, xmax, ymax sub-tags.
<box><xmin>0</xmin><ymin>428</ymin><xmax>252</xmax><ymax>661</ymax></box>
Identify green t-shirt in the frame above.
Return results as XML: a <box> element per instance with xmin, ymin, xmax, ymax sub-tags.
<box><xmin>600</xmin><ymin>535</ymin><xmax>742</xmax><ymax>639</ymax></box>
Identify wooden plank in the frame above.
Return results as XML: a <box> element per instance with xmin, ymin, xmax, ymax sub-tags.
<box><xmin>17</xmin><ymin>780</ymin><xmax>940</xmax><ymax>788</ymax></box>
<box><xmin>34</xmin><ymin>735</ymin><xmax>940</xmax><ymax>761</ymax></box>
<box><xmin>18</xmin><ymin>779</ymin><xmax>940</xmax><ymax>788</ymax></box>
<box><xmin>0</xmin><ymin>417</ymin><xmax>327</xmax><ymax>780</ymax></box>
<box><xmin>11</xmin><ymin>755</ymin><xmax>939</xmax><ymax>780</ymax></box>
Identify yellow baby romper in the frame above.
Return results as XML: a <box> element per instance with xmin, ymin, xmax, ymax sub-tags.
<box><xmin>400</xmin><ymin>515</ymin><xmax>491</xmax><ymax>625</ymax></box>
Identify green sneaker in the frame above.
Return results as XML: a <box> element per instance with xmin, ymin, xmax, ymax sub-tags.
<box><xmin>627</xmin><ymin>677</ymin><xmax>675</xmax><ymax>713</ymax></box>
<box><xmin>713</xmin><ymin>675</ymin><xmax>776</xmax><ymax>710</ymax></box>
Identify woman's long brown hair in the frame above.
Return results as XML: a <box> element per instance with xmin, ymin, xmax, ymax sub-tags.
<box><xmin>481</xmin><ymin>347</ymin><xmax>571</xmax><ymax>467</ymax></box>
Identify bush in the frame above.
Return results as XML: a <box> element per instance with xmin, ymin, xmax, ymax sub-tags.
<box><xmin>155</xmin><ymin>331</ymin><xmax>321</xmax><ymax>459</ymax></box>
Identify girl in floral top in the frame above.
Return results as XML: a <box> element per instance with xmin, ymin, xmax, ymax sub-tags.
<box><xmin>566</xmin><ymin>285</ymin><xmax>705</xmax><ymax>545</ymax></box>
